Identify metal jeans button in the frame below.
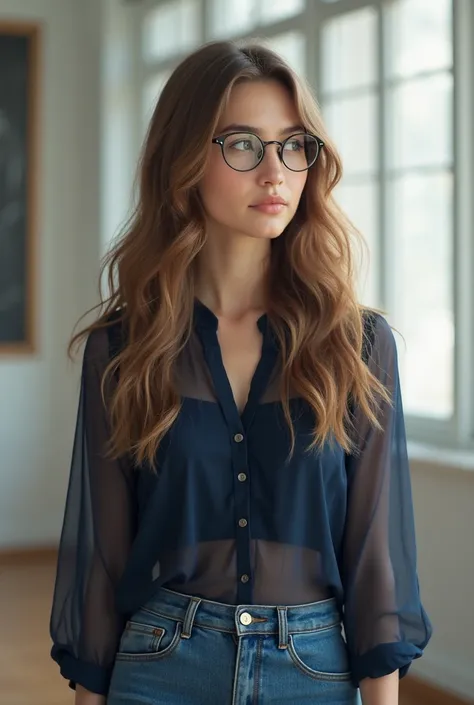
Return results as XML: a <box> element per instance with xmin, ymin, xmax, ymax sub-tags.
<box><xmin>239</xmin><ymin>612</ymin><xmax>252</xmax><ymax>625</ymax></box>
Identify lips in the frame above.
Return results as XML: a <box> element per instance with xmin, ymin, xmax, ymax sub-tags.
<box><xmin>251</xmin><ymin>196</ymin><xmax>288</xmax><ymax>207</ymax></box>
<box><xmin>250</xmin><ymin>202</ymin><xmax>287</xmax><ymax>214</ymax></box>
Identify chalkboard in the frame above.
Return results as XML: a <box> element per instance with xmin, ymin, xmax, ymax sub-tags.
<box><xmin>0</xmin><ymin>23</ymin><xmax>40</xmax><ymax>354</ymax></box>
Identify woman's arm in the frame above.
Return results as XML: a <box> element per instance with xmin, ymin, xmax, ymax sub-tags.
<box><xmin>50</xmin><ymin>325</ymin><xmax>137</xmax><ymax>696</ymax></box>
<box><xmin>341</xmin><ymin>313</ymin><xmax>432</xmax><ymax>688</ymax></box>
<box><xmin>75</xmin><ymin>684</ymin><xmax>107</xmax><ymax>705</ymax></box>
<box><xmin>360</xmin><ymin>671</ymin><xmax>399</xmax><ymax>705</ymax></box>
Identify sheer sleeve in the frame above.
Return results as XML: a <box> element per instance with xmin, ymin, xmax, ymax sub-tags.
<box><xmin>49</xmin><ymin>325</ymin><xmax>137</xmax><ymax>695</ymax></box>
<box><xmin>342</xmin><ymin>313</ymin><xmax>432</xmax><ymax>687</ymax></box>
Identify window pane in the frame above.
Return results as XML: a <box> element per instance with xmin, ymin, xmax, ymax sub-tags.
<box><xmin>321</xmin><ymin>7</ymin><xmax>377</xmax><ymax>94</ymax></box>
<box><xmin>389</xmin><ymin>172</ymin><xmax>454</xmax><ymax>418</ymax></box>
<box><xmin>260</xmin><ymin>0</ymin><xmax>304</xmax><ymax>24</ymax></box>
<box><xmin>210</xmin><ymin>0</ymin><xmax>255</xmax><ymax>38</ymax></box>
<box><xmin>335</xmin><ymin>181</ymin><xmax>379</xmax><ymax>307</ymax></box>
<box><xmin>323</xmin><ymin>93</ymin><xmax>377</xmax><ymax>176</ymax></box>
<box><xmin>143</xmin><ymin>72</ymin><xmax>172</xmax><ymax>126</ymax></box>
<box><xmin>387</xmin><ymin>0</ymin><xmax>452</xmax><ymax>79</ymax></box>
<box><xmin>266</xmin><ymin>31</ymin><xmax>305</xmax><ymax>76</ymax></box>
<box><xmin>143</xmin><ymin>0</ymin><xmax>200</xmax><ymax>62</ymax></box>
<box><xmin>388</xmin><ymin>73</ymin><xmax>453</xmax><ymax>170</ymax></box>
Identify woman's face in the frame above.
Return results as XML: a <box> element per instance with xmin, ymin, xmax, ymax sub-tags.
<box><xmin>198</xmin><ymin>79</ymin><xmax>308</xmax><ymax>243</ymax></box>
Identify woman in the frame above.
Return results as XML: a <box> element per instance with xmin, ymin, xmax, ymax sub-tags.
<box><xmin>50</xmin><ymin>40</ymin><xmax>432</xmax><ymax>705</ymax></box>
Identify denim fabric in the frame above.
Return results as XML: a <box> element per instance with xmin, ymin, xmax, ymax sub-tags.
<box><xmin>107</xmin><ymin>587</ymin><xmax>361</xmax><ymax>704</ymax></box>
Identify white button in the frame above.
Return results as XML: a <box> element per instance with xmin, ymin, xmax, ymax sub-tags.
<box><xmin>240</xmin><ymin>612</ymin><xmax>252</xmax><ymax>625</ymax></box>
<box><xmin>234</xmin><ymin>433</ymin><xmax>244</xmax><ymax>443</ymax></box>
<box><xmin>238</xmin><ymin>473</ymin><xmax>247</xmax><ymax>482</ymax></box>
<box><xmin>240</xmin><ymin>573</ymin><xmax>249</xmax><ymax>583</ymax></box>
<box><xmin>238</xmin><ymin>518</ymin><xmax>248</xmax><ymax>528</ymax></box>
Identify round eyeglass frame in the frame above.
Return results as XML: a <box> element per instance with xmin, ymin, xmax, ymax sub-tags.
<box><xmin>211</xmin><ymin>131</ymin><xmax>325</xmax><ymax>172</ymax></box>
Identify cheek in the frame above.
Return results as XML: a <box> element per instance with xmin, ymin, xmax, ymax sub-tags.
<box><xmin>291</xmin><ymin>172</ymin><xmax>308</xmax><ymax>203</ymax></box>
<box><xmin>200</xmin><ymin>158</ymin><xmax>248</xmax><ymax>219</ymax></box>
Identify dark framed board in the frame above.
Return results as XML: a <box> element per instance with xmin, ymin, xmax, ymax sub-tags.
<box><xmin>0</xmin><ymin>22</ymin><xmax>40</xmax><ymax>354</ymax></box>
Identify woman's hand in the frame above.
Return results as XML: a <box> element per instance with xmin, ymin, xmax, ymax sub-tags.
<box><xmin>359</xmin><ymin>670</ymin><xmax>399</xmax><ymax>705</ymax></box>
<box><xmin>75</xmin><ymin>684</ymin><xmax>107</xmax><ymax>705</ymax></box>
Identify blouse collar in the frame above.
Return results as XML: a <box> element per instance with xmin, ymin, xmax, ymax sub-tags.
<box><xmin>193</xmin><ymin>298</ymin><xmax>268</xmax><ymax>335</ymax></box>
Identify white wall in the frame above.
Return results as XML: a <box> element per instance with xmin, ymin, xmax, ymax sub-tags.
<box><xmin>0</xmin><ymin>0</ymin><xmax>473</xmax><ymax>701</ymax></box>
<box><xmin>0</xmin><ymin>0</ymin><xmax>102</xmax><ymax>546</ymax></box>
<box><xmin>409</xmin><ymin>459</ymin><xmax>474</xmax><ymax>701</ymax></box>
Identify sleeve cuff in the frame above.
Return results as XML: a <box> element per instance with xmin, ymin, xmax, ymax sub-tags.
<box><xmin>51</xmin><ymin>644</ymin><xmax>114</xmax><ymax>696</ymax></box>
<box><xmin>349</xmin><ymin>641</ymin><xmax>423</xmax><ymax>688</ymax></box>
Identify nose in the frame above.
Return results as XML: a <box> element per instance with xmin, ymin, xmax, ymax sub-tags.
<box><xmin>257</xmin><ymin>143</ymin><xmax>284</xmax><ymax>186</ymax></box>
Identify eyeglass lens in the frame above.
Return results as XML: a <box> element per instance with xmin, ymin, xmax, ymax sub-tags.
<box><xmin>221</xmin><ymin>132</ymin><xmax>319</xmax><ymax>172</ymax></box>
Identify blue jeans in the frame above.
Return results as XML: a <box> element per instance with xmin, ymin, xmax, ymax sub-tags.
<box><xmin>107</xmin><ymin>587</ymin><xmax>360</xmax><ymax>704</ymax></box>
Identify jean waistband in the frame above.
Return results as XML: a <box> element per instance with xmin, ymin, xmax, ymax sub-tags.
<box><xmin>137</xmin><ymin>587</ymin><xmax>342</xmax><ymax>646</ymax></box>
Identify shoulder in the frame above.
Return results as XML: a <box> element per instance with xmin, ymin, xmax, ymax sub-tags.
<box><xmin>360</xmin><ymin>308</ymin><xmax>399</xmax><ymax>373</ymax></box>
<box><xmin>83</xmin><ymin>310</ymin><xmax>125</xmax><ymax>366</ymax></box>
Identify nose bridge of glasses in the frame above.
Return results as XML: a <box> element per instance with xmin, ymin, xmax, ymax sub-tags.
<box><xmin>260</xmin><ymin>139</ymin><xmax>285</xmax><ymax>165</ymax></box>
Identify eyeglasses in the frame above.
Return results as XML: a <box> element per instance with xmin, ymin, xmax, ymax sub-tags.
<box><xmin>211</xmin><ymin>131</ymin><xmax>324</xmax><ymax>172</ymax></box>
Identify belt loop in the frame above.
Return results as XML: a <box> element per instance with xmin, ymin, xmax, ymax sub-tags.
<box><xmin>277</xmin><ymin>606</ymin><xmax>288</xmax><ymax>649</ymax></box>
<box><xmin>181</xmin><ymin>596</ymin><xmax>201</xmax><ymax>639</ymax></box>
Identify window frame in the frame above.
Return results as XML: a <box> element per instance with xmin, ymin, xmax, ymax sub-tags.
<box><xmin>315</xmin><ymin>0</ymin><xmax>474</xmax><ymax>453</ymax></box>
<box><xmin>127</xmin><ymin>0</ymin><xmax>474</xmax><ymax>454</ymax></box>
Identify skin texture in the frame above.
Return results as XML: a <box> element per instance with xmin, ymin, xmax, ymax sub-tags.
<box><xmin>195</xmin><ymin>78</ymin><xmax>308</xmax><ymax>319</ymax></box>
<box><xmin>75</xmin><ymin>684</ymin><xmax>106</xmax><ymax>705</ymax></box>
<box><xmin>199</xmin><ymin>79</ymin><xmax>308</xmax><ymax>245</ymax></box>
<box><xmin>360</xmin><ymin>670</ymin><xmax>399</xmax><ymax>704</ymax></box>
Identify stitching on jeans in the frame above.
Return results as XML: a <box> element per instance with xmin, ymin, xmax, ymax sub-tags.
<box><xmin>139</xmin><ymin>607</ymin><xmax>341</xmax><ymax>637</ymax></box>
<box><xmin>140</xmin><ymin>607</ymin><xmax>236</xmax><ymax>635</ymax></box>
<box><xmin>287</xmin><ymin>635</ymin><xmax>352</xmax><ymax>683</ymax></box>
<box><xmin>231</xmin><ymin>634</ymin><xmax>243</xmax><ymax>705</ymax></box>
<box><xmin>253</xmin><ymin>638</ymin><xmax>263</xmax><ymax>704</ymax></box>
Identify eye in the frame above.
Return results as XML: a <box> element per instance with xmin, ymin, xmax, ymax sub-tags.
<box><xmin>229</xmin><ymin>139</ymin><xmax>255</xmax><ymax>151</ymax></box>
<box><xmin>284</xmin><ymin>138</ymin><xmax>304</xmax><ymax>152</ymax></box>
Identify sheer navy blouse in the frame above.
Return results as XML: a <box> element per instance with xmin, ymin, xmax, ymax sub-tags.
<box><xmin>50</xmin><ymin>301</ymin><xmax>432</xmax><ymax>695</ymax></box>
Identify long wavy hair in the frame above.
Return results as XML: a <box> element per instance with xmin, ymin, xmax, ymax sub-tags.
<box><xmin>70</xmin><ymin>40</ymin><xmax>392</xmax><ymax>470</ymax></box>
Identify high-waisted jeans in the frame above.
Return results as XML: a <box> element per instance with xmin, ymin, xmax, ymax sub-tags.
<box><xmin>107</xmin><ymin>586</ymin><xmax>360</xmax><ymax>704</ymax></box>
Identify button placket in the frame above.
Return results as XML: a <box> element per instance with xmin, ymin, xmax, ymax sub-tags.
<box><xmin>232</xmin><ymin>428</ymin><xmax>252</xmax><ymax>603</ymax></box>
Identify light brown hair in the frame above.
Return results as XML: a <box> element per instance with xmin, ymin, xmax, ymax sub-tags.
<box><xmin>70</xmin><ymin>40</ymin><xmax>392</xmax><ymax>469</ymax></box>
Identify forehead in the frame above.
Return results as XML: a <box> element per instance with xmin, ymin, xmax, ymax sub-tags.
<box><xmin>218</xmin><ymin>79</ymin><xmax>301</xmax><ymax>133</ymax></box>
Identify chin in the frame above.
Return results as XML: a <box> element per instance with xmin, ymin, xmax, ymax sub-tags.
<box><xmin>259</xmin><ymin>223</ymin><xmax>289</xmax><ymax>239</ymax></box>
<box><xmin>263</xmin><ymin>228</ymin><xmax>286</xmax><ymax>240</ymax></box>
<box><xmin>244</xmin><ymin>219</ymin><xmax>290</xmax><ymax>240</ymax></box>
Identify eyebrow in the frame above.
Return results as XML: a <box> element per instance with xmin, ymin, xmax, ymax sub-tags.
<box><xmin>218</xmin><ymin>123</ymin><xmax>305</xmax><ymax>135</ymax></box>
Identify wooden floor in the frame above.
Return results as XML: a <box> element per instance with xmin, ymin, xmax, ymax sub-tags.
<box><xmin>0</xmin><ymin>558</ymin><xmax>73</xmax><ymax>705</ymax></box>
<box><xmin>0</xmin><ymin>556</ymin><xmax>441</xmax><ymax>705</ymax></box>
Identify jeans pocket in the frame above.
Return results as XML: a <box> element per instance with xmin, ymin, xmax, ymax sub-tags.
<box><xmin>287</xmin><ymin>622</ymin><xmax>352</xmax><ymax>682</ymax></box>
<box><xmin>115</xmin><ymin>612</ymin><xmax>182</xmax><ymax>662</ymax></box>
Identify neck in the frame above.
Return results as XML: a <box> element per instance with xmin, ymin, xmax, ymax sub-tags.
<box><xmin>195</xmin><ymin>233</ymin><xmax>271</xmax><ymax>319</ymax></box>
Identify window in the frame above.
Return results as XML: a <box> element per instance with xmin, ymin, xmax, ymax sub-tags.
<box><xmin>322</xmin><ymin>7</ymin><xmax>379</xmax><ymax>309</ymax></box>
<box><xmin>266</xmin><ymin>31</ymin><xmax>306</xmax><ymax>76</ymax></box>
<box><xmin>209</xmin><ymin>0</ymin><xmax>255</xmax><ymax>38</ymax></box>
<box><xmin>209</xmin><ymin>0</ymin><xmax>305</xmax><ymax>38</ymax></box>
<box><xmin>122</xmin><ymin>0</ymin><xmax>471</xmax><ymax>450</ymax></box>
<box><xmin>142</xmin><ymin>0</ymin><xmax>200</xmax><ymax>62</ymax></box>
<box><xmin>260</xmin><ymin>0</ymin><xmax>305</xmax><ymax>24</ymax></box>
<box><xmin>142</xmin><ymin>71</ymin><xmax>172</xmax><ymax>127</ymax></box>
<box><xmin>321</xmin><ymin>0</ymin><xmax>456</xmax><ymax>428</ymax></box>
